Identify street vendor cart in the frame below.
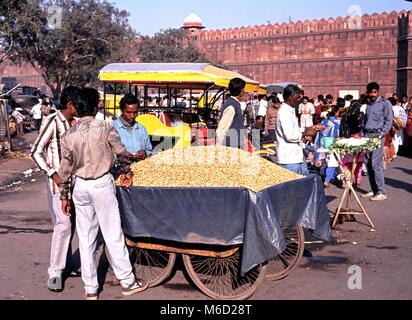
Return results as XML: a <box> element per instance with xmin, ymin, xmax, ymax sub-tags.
<box><xmin>117</xmin><ymin>175</ymin><xmax>331</xmax><ymax>300</ymax></box>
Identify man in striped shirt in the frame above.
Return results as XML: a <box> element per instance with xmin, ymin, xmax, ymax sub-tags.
<box><xmin>31</xmin><ymin>86</ymin><xmax>82</xmax><ymax>292</ymax></box>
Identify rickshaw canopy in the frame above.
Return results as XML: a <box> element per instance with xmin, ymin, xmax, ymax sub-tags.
<box><xmin>99</xmin><ymin>63</ymin><xmax>261</xmax><ymax>93</ymax></box>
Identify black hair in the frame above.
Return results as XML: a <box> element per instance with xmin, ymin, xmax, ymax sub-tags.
<box><xmin>119</xmin><ymin>93</ymin><xmax>139</xmax><ymax>111</ymax></box>
<box><xmin>318</xmin><ymin>94</ymin><xmax>325</xmax><ymax>100</ymax></box>
<box><xmin>367</xmin><ymin>82</ymin><xmax>380</xmax><ymax>93</ymax></box>
<box><xmin>283</xmin><ymin>84</ymin><xmax>301</xmax><ymax>101</ymax></box>
<box><xmin>75</xmin><ymin>88</ymin><xmax>100</xmax><ymax>117</ymax></box>
<box><xmin>329</xmin><ymin>105</ymin><xmax>340</xmax><ymax>117</ymax></box>
<box><xmin>255</xmin><ymin>115</ymin><xmax>264</xmax><ymax>121</ymax></box>
<box><xmin>271</xmin><ymin>96</ymin><xmax>281</xmax><ymax>104</ymax></box>
<box><xmin>326</xmin><ymin>94</ymin><xmax>333</xmax><ymax>100</ymax></box>
<box><xmin>228</xmin><ymin>78</ymin><xmax>246</xmax><ymax>96</ymax></box>
<box><xmin>302</xmin><ymin>96</ymin><xmax>309</xmax><ymax>101</ymax></box>
<box><xmin>336</xmin><ymin>97</ymin><xmax>346</xmax><ymax>109</ymax></box>
<box><xmin>388</xmin><ymin>97</ymin><xmax>397</xmax><ymax>106</ymax></box>
<box><xmin>345</xmin><ymin>95</ymin><xmax>353</xmax><ymax>101</ymax></box>
<box><xmin>59</xmin><ymin>86</ymin><xmax>82</xmax><ymax>110</ymax></box>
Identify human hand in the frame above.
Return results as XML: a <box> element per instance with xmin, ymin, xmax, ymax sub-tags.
<box><xmin>61</xmin><ymin>200</ymin><xmax>71</xmax><ymax>217</ymax></box>
<box><xmin>51</xmin><ymin>173</ymin><xmax>62</xmax><ymax>186</ymax></box>
<box><xmin>313</xmin><ymin>125</ymin><xmax>327</xmax><ymax>132</ymax></box>
<box><xmin>118</xmin><ymin>173</ymin><xmax>133</xmax><ymax>187</ymax></box>
<box><xmin>135</xmin><ymin>150</ymin><xmax>146</xmax><ymax>161</ymax></box>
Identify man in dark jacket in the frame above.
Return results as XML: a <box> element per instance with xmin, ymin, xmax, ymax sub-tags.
<box><xmin>362</xmin><ymin>82</ymin><xmax>394</xmax><ymax>201</ymax></box>
<box><xmin>216</xmin><ymin>78</ymin><xmax>246</xmax><ymax>149</ymax></box>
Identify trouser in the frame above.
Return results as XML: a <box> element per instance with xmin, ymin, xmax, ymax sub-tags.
<box><xmin>325</xmin><ymin>167</ymin><xmax>337</xmax><ymax>183</ymax></box>
<box><xmin>365</xmin><ymin>140</ymin><xmax>386</xmax><ymax>195</ymax></box>
<box><xmin>72</xmin><ymin>173</ymin><xmax>135</xmax><ymax>295</ymax></box>
<box><xmin>279</xmin><ymin>162</ymin><xmax>309</xmax><ymax>176</ymax></box>
<box><xmin>34</xmin><ymin>119</ymin><xmax>42</xmax><ymax>131</ymax></box>
<box><xmin>264</xmin><ymin>129</ymin><xmax>277</xmax><ymax>144</ymax></box>
<box><xmin>16</xmin><ymin>122</ymin><xmax>24</xmax><ymax>136</ymax></box>
<box><xmin>46</xmin><ymin>182</ymin><xmax>74</xmax><ymax>278</ymax></box>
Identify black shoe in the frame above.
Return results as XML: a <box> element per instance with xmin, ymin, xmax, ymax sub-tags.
<box><xmin>63</xmin><ymin>270</ymin><xmax>81</xmax><ymax>278</ymax></box>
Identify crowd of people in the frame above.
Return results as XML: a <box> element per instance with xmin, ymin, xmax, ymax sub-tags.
<box><xmin>215</xmin><ymin>79</ymin><xmax>412</xmax><ymax>202</ymax></box>
<box><xmin>24</xmin><ymin>78</ymin><xmax>412</xmax><ymax>300</ymax></box>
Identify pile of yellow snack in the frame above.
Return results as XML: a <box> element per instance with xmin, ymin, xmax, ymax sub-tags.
<box><xmin>129</xmin><ymin>146</ymin><xmax>303</xmax><ymax>192</ymax></box>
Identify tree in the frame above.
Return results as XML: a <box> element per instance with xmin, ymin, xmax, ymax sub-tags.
<box><xmin>1</xmin><ymin>0</ymin><xmax>136</xmax><ymax>98</ymax></box>
<box><xmin>0</xmin><ymin>0</ymin><xmax>37</xmax><ymax>64</ymax></box>
<box><xmin>137</xmin><ymin>28</ymin><xmax>209</xmax><ymax>63</ymax></box>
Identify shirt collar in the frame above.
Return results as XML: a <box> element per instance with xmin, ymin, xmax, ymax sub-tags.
<box><xmin>56</xmin><ymin>111</ymin><xmax>68</xmax><ymax>123</ymax></box>
<box><xmin>78</xmin><ymin>116</ymin><xmax>95</xmax><ymax>123</ymax></box>
<box><xmin>230</xmin><ymin>96</ymin><xmax>240</xmax><ymax>103</ymax></box>
<box><xmin>117</xmin><ymin>117</ymin><xmax>141</xmax><ymax>130</ymax></box>
<box><xmin>282</xmin><ymin>102</ymin><xmax>296</xmax><ymax>113</ymax></box>
<box><xmin>367</xmin><ymin>96</ymin><xmax>382</xmax><ymax>105</ymax></box>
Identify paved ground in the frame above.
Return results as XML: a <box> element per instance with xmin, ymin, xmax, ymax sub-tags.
<box><xmin>0</xmin><ymin>141</ymin><xmax>411</xmax><ymax>301</ymax></box>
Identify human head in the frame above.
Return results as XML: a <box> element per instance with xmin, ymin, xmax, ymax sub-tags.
<box><xmin>228</xmin><ymin>78</ymin><xmax>246</xmax><ymax>97</ymax></box>
<box><xmin>393</xmin><ymin>93</ymin><xmax>399</xmax><ymax>100</ymax></box>
<box><xmin>75</xmin><ymin>88</ymin><xmax>100</xmax><ymax>117</ymax></box>
<box><xmin>402</xmin><ymin>94</ymin><xmax>408</xmax><ymax>103</ymax></box>
<box><xmin>271</xmin><ymin>96</ymin><xmax>281</xmax><ymax>109</ymax></box>
<box><xmin>302</xmin><ymin>96</ymin><xmax>309</xmax><ymax>104</ymax></box>
<box><xmin>388</xmin><ymin>97</ymin><xmax>397</xmax><ymax>106</ymax></box>
<box><xmin>345</xmin><ymin>95</ymin><xmax>354</xmax><ymax>102</ymax></box>
<box><xmin>283</xmin><ymin>84</ymin><xmax>302</xmax><ymax>108</ymax></box>
<box><xmin>318</xmin><ymin>94</ymin><xmax>325</xmax><ymax>101</ymax></box>
<box><xmin>336</xmin><ymin>97</ymin><xmax>345</xmax><ymax>109</ymax></box>
<box><xmin>255</xmin><ymin>115</ymin><xmax>264</xmax><ymax>127</ymax></box>
<box><xmin>59</xmin><ymin>86</ymin><xmax>82</xmax><ymax>117</ymax></box>
<box><xmin>367</xmin><ymin>82</ymin><xmax>380</xmax><ymax>103</ymax></box>
<box><xmin>325</xmin><ymin>94</ymin><xmax>334</xmax><ymax>105</ymax></box>
<box><xmin>119</xmin><ymin>93</ymin><xmax>139</xmax><ymax>125</ymax></box>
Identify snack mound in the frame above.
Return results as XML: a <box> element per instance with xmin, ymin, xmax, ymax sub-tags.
<box><xmin>129</xmin><ymin>146</ymin><xmax>303</xmax><ymax>192</ymax></box>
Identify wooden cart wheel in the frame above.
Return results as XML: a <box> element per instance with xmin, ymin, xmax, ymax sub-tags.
<box><xmin>265</xmin><ymin>226</ymin><xmax>305</xmax><ymax>281</ymax></box>
<box><xmin>129</xmin><ymin>247</ymin><xmax>176</xmax><ymax>288</ymax></box>
<box><xmin>182</xmin><ymin>248</ymin><xmax>266</xmax><ymax>300</ymax></box>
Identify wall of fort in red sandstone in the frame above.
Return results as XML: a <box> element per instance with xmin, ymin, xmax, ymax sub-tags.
<box><xmin>195</xmin><ymin>11</ymin><xmax>400</xmax><ymax>98</ymax></box>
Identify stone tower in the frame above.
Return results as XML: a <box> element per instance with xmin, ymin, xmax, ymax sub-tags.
<box><xmin>397</xmin><ymin>10</ymin><xmax>412</xmax><ymax>96</ymax></box>
<box><xmin>182</xmin><ymin>12</ymin><xmax>205</xmax><ymax>42</ymax></box>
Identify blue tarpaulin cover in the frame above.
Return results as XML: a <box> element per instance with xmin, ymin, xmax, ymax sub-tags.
<box><xmin>117</xmin><ymin>174</ymin><xmax>331</xmax><ymax>275</ymax></box>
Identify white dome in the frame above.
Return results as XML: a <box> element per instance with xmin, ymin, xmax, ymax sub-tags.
<box><xmin>184</xmin><ymin>12</ymin><xmax>203</xmax><ymax>24</ymax></box>
<box><xmin>183</xmin><ymin>12</ymin><xmax>205</xmax><ymax>28</ymax></box>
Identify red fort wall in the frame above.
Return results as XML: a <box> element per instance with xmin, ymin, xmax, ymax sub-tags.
<box><xmin>195</xmin><ymin>11</ymin><xmax>401</xmax><ymax>98</ymax></box>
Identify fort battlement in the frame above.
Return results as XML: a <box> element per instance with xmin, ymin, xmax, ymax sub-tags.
<box><xmin>199</xmin><ymin>11</ymin><xmax>401</xmax><ymax>42</ymax></box>
<box><xmin>192</xmin><ymin>10</ymin><xmax>412</xmax><ymax>97</ymax></box>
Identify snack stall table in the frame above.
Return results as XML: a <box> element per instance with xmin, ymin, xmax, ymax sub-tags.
<box><xmin>328</xmin><ymin>138</ymin><xmax>381</xmax><ymax>232</ymax></box>
<box><xmin>117</xmin><ymin>175</ymin><xmax>331</xmax><ymax>300</ymax></box>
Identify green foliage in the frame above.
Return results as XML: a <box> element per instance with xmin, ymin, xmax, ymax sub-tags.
<box><xmin>1</xmin><ymin>0</ymin><xmax>136</xmax><ymax>97</ymax></box>
<box><xmin>137</xmin><ymin>28</ymin><xmax>209</xmax><ymax>63</ymax></box>
<box><xmin>329</xmin><ymin>138</ymin><xmax>381</xmax><ymax>155</ymax></box>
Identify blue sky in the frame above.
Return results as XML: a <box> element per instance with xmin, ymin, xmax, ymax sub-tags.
<box><xmin>113</xmin><ymin>0</ymin><xmax>412</xmax><ymax>35</ymax></box>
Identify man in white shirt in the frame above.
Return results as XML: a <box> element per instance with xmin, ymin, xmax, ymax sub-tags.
<box><xmin>31</xmin><ymin>99</ymin><xmax>43</xmax><ymax>131</ymax></box>
<box><xmin>276</xmin><ymin>85</ymin><xmax>308</xmax><ymax>175</ymax></box>
<box><xmin>257</xmin><ymin>95</ymin><xmax>268</xmax><ymax>117</ymax></box>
